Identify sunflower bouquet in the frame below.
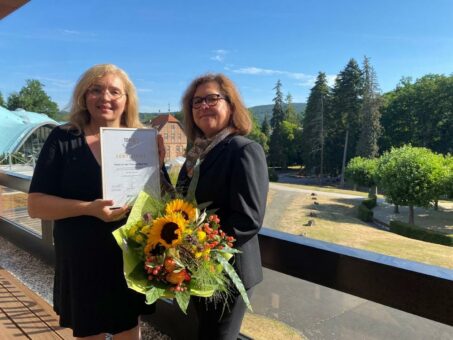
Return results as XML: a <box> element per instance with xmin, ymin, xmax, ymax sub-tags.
<box><xmin>113</xmin><ymin>191</ymin><xmax>251</xmax><ymax>313</ymax></box>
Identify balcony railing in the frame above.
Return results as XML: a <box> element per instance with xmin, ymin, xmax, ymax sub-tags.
<box><xmin>1</xmin><ymin>170</ymin><xmax>452</xmax><ymax>338</ymax></box>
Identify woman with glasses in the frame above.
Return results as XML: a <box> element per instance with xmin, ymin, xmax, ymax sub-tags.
<box><xmin>28</xmin><ymin>64</ymin><xmax>154</xmax><ymax>339</ymax></box>
<box><xmin>176</xmin><ymin>73</ymin><xmax>269</xmax><ymax>340</ymax></box>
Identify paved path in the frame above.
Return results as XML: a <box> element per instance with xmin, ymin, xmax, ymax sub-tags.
<box><xmin>270</xmin><ymin>182</ymin><xmax>365</xmax><ymax>199</ymax></box>
<box><xmin>264</xmin><ymin>189</ymin><xmax>301</xmax><ymax>231</ymax></box>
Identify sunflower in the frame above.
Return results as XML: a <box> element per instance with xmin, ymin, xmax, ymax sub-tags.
<box><xmin>165</xmin><ymin>199</ymin><xmax>196</xmax><ymax>222</ymax></box>
<box><xmin>145</xmin><ymin>213</ymin><xmax>187</xmax><ymax>252</ymax></box>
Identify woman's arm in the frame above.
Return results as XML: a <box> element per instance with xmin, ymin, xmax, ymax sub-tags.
<box><xmin>28</xmin><ymin>192</ymin><xmax>129</xmax><ymax>222</ymax></box>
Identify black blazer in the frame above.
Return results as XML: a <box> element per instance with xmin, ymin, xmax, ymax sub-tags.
<box><xmin>177</xmin><ymin>135</ymin><xmax>269</xmax><ymax>289</ymax></box>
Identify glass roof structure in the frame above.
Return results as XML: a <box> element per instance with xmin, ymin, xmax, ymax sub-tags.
<box><xmin>0</xmin><ymin>106</ymin><xmax>59</xmax><ymax>155</ymax></box>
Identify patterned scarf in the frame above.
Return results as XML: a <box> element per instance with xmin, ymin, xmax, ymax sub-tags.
<box><xmin>185</xmin><ymin>127</ymin><xmax>236</xmax><ymax>178</ymax></box>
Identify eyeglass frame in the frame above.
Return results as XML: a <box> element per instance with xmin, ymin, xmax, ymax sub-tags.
<box><xmin>86</xmin><ymin>86</ymin><xmax>127</xmax><ymax>101</ymax></box>
<box><xmin>191</xmin><ymin>93</ymin><xmax>228</xmax><ymax>109</ymax></box>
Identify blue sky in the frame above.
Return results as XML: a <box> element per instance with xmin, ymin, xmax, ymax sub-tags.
<box><xmin>1</xmin><ymin>0</ymin><xmax>453</xmax><ymax>113</ymax></box>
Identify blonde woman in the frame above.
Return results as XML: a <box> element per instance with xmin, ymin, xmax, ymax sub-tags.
<box><xmin>28</xmin><ymin>64</ymin><xmax>154</xmax><ymax>339</ymax></box>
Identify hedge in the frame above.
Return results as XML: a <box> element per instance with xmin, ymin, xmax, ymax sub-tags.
<box><xmin>389</xmin><ymin>220</ymin><xmax>453</xmax><ymax>247</ymax></box>
<box><xmin>357</xmin><ymin>204</ymin><xmax>373</xmax><ymax>222</ymax></box>
<box><xmin>362</xmin><ymin>196</ymin><xmax>377</xmax><ymax>209</ymax></box>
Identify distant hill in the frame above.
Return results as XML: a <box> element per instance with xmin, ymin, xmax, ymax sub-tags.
<box><xmin>58</xmin><ymin>105</ymin><xmax>306</xmax><ymax>125</ymax></box>
<box><xmin>140</xmin><ymin>113</ymin><xmax>159</xmax><ymax>122</ymax></box>
<box><xmin>249</xmin><ymin>103</ymin><xmax>306</xmax><ymax>122</ymax></box>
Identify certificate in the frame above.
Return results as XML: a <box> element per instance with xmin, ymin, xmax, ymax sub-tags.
<box><xmin>100</xmin><ymin>127</ymin><xmax>160</xmax><ymax>208</ymax></box>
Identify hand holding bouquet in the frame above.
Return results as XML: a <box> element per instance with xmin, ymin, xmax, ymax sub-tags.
<box><xmin>113</xmin><ymin>192</ymin><xmax>251</xmax><ymax>313</ymax></box>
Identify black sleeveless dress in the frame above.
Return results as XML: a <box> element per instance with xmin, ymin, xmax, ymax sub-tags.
<box><xmin>29</xmin><ymin>126</ymin><xmax>154</xmax><ymax>337</ymax></box>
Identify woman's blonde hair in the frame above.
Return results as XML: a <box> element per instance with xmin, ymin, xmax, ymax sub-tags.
<box><xmin>68</xmin><ymin>64</ymin><xmax>142</xmax><ymax>131</ymax></box>
<box><xmin>181</xmin><ymin>73</ymin><xmax>251</xmax><ymax>142</ymax></box>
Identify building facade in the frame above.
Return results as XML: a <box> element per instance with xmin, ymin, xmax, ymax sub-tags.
<box><xmin>145</xmin><ymin>114</ymin><xmax>187</xmax><ymax>162</ymax></box>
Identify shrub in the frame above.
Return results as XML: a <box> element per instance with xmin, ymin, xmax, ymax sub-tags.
<box><xmin>389</xmin><ymin>220</ymin><xmax>453</xmax><ymax>247</ymax></box>
<box><xmin>346</xmin><ymin>156</ymin><xmax>378</xmax><ymax>188</ymax></box>
<box><xmin>357</xmin><ymin>204</ymin><xmax>373</xmax><ymax>222</ymax></box>
<box><xmin>362</xmin><ymin>196</ymin><xmax>377</xmax><ymax>209</ymax></box>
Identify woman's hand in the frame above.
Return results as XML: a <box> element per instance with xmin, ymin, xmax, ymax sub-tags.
<box><xmin>28</xmin><ymin>193</ymin><xmax>130</xmax><ymax>222</ymax></box>
<box><xmin>157</xmin><ymin>134</ymin><xmax>166</xmax><ymax>168</ymax></box>
<box><xmin>88</xmin><ymin>199</ymin><xmax>130</xmax><ymax>222</ymax></box>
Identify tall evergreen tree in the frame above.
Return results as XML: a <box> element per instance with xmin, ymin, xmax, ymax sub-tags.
<box><xmin>285</xmin><ymin>93</ymin><xmax>299</xmax><ymax>124</ymax></box>
<box><xmin>0</xmin><ymin>91</ymin><xmax>4</xmax><ymax>107</ymax></box>
<box><xmin>261</xmin><ymin>114</ymin><xmax>271</xmax><ymax>137</ymax></box>
<box><xmin>269</xmin><ymin>80</ymin><xmax>287</xmax><ymax>167</ymax></box>
<box><xmin>301</xmin><ymin>72</ymin><xmax>330</xmax><ymax>175</ymax></box>
<box><xmin>356</xmin><ymin>56</ymin><xmax>382</xmax><ymax>158</ymax></box>
<box><xmin>270</xmin><ymin>80</ymin><xmax>285</xmax><ymax>128</ymax></box>
<box><xmin>7</xmin><ymin>79</ymin><xmax>59</xmax><ymax>119</ymax></box>
<box><xmin>325</xmin><ymin>59</ymin><xmax>363</xmax><ymax>177</ymax></box>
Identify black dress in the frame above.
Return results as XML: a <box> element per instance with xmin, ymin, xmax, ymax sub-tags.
<box><xmin>29</xmin><ymin>126</ymin><xmax>154</xmax><ymax>337</ymax></box>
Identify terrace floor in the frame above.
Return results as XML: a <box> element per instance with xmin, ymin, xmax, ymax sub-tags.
<box><xmin>0</xmin><ymin>266</ymin><xmax>74</xmax><ymax>339</ymax></box>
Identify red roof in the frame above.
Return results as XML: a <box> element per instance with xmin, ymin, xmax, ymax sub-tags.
<box><xmin>149</xmin><ymin>114</ymin><xmax>182</xmax><ymax>131</ymax></box>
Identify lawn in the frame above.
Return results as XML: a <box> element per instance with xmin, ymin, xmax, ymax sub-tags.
<box><xmin>266</xmin><ymin>186</ymin><xmax>453</xmax><ymax>269</ymax></box>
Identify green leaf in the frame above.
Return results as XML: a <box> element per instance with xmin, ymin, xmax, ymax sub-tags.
<box><xmin>145</xmin><ymin>287</ymin><xmax>166</xmax><ymax>305</ymax></box>
<box><xmin>216</xmin><ymin>254</ymin><xmax>252</xmax><ymax>311</ymax></box>
<box><xmin>175</xmin><ymin>290</ymin><xmax>191</xmax><ymax>314</ymax></box>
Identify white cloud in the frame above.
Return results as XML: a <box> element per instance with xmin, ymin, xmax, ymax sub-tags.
<box><xmin>62</xmin><ymin>29</ymin><xmax>80</xmax><ymax>35</ymax></box>
<box><xmin>137</xmin><ymin>88</ymin><xmax>154</xmax><ymax>93</ymax></box>
<box><xmin>233</xmin><ymin>66</ymin><xmax>338</xmax><ymax>89</ymax></box>
<box><xmin>233</xmin><ymin>67</ymin><xmax>284</xmax><ymax>76</ymax></box>
<box><xmin>37</xmin><ymin>76</ymin><xmax>74</xmax><ymax>89</ymax></box>
<box><xmin>210</xmin><ymin>49</ymin><xmax>228</xmax><ymax>62</ymax></box>
<box><xmin>233</xmin><ymin>66</ymin><xmax>318</xmax><ymax>86</ymax></box>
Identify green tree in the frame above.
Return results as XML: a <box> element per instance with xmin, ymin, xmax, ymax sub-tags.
<box><xmin>376</xmin><ymin>145</ymin><xmax>445</xmax><ymax>224</ymax></box>
<box><xmin>7</xmin><ymin>79</ymin><xmax>59</xmax><ymax>119</ymax></box>
<box><xmin>285</xmin><ymin>93</ymin><xmax>299</xmax><ymax>124</ymax></box>
<box><xmin>356</xmin><ymin>56</ymin><xmax>382</xmax><ymax>158</ymax></box>
<box><xmin>248</xmin><ymin>111</ymin><xmax>269</xmax><ymax>154</ymax></box>
<box><xmin>380</xmin><ymin>75</ymin><xmax>453</xmax><ymax>154</ymax></box>
<box><xmin>269</xmin><ymin>126</ymin><xmax>286</xmax><ymax>167</ymax></box>
<box><xmin>0</xmin><ymin>91</ymin><xmax>5</xmax><ymax>107</ymax></box>
<box><xmin>261</xmin><ymin>114</ymin><xmax>271</xmax><ymax>137</ymax></box>
<box><xmin>269</xmin><ymin>80</ymin><xmax>287</xmax><ymax>167</ymax></box>
<box><xmin>325</xmin><ymin>59</ymin><xmax>363</xmax><ymax>178</ymax></box>
<box><xmin>270</xmin><ymin>80</ymin><xmax>285</xmax><ymax>129</ymax></box>
<box><xmin>345</xmin><ymin>156</ymin><xmax>378</xmax><ymax>196</ymax></box>
<box><xmin>173</xmin><ymin>111</ymin><xmax>184</xmax><ymax>123</ymax></box>
<box><xmin>281</xmin><ymin>120</ymin><xmax>302</xmax><ymax>165</ymax></box>
<box><xmin>301</xmin><ymin>72</ymin><xmax>330</xmax><ymax>176</ymax></box>
<box><xmin>444</xmin><ymin>155</ymin><xmax>453</xmax><ymax>199</ymax></box>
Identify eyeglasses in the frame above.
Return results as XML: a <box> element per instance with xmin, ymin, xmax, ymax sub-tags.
<box><xmin>192</xmin><ymin>93</ymin><xmax>226</xmax><ymax>109</ymax></box>
<box><xmin>87</xmin><ymin>86</ymin><xmax>126</xmax><ymax>100</ymax></box>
